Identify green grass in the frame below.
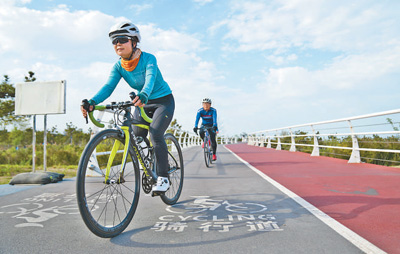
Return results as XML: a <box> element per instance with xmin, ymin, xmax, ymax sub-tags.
<box><xmin>0</xmin><ymin>164</ymin><xmax>77</xmax><ymax>185</ymax></box>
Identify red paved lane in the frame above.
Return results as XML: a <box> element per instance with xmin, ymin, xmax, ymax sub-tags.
<box><xmin>226</xmin><ymin>143</ymin><xmax>400</xmax><ymax>254</ymax></box>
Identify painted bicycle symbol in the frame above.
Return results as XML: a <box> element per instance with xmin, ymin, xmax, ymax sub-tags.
<box><xmin>0</xmin><ymin>202</ymin><xmax>79</xmax><ymax>227</ymax></box>
<box><xmin>0</xmin><ymin>193</ymin><xmax>82</xmax><ymax>228</ymax></box>
<box><xmin>166</xmin><ymin>196</ymin><xmax>268</xmax><ymax>214</ymax></box>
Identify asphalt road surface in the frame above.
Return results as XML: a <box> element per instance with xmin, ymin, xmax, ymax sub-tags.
<box><xmin>0</xmin><ymin>145</ymin><xmax>366</xmax><ymax>254</ymax></box>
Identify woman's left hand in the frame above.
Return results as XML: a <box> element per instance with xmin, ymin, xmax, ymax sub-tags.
<box><xmin>132</xmin><ymin>96</ymin><xmax>145</xmax><ymax>107</ymax></box>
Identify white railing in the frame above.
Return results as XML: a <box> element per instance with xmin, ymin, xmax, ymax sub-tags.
<box><xmin>91</xmin><ymin>110</ymin><xmax>237</xmax><ymax>149</ymax></box>
<box><xmin>168</xmin><ymin>128</ymin><xmax>237</xmax><ymax>148</ymax></box>
<box><xmin>248</xmin><ymin>109</ymin><xmax>400</xmax><ymax>164</ymax></box>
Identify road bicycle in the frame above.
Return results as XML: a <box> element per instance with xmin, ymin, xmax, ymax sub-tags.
<box><xmin>199</xmin><ymin>126</ymin><xmax>214</xmax><ymax>167</ymax></box>
<box><xmin>77</xmin><ymin>93</ymin><xmax>184</xmax><ymax>238</ymax></box>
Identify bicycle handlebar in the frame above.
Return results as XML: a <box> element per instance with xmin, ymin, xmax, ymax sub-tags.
<box><xmin>85</xmin><ymin>92</ymin><xmax>152</xmax><ymax>128</ymax></box>
<box><xmin>195</xmin><ymin>126</ymin><xmax>216</xmax><ymax>135</ymax></box>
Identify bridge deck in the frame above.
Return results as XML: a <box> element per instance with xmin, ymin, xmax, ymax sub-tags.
<box><xmin>226</xmin><ymin>143</ymin><xmax>400</xmax><ymax>254</ymax></box>
<box><xmin>0</xmin><ymin>144</ymin><xmax>398</xmax><ymax>253</ymax></box>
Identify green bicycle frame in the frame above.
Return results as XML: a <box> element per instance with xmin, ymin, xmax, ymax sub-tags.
<box><xmin>89</xmin><ymin>105</ymin><xmax>152</xmax><ymax>129</ymax></box>
<box><xmin>89</xmin><ymin>104</ymin><xmax>153</xmax><ymax>183</ymax></box>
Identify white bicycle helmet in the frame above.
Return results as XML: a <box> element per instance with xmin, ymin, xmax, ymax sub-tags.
<box><xmin>202</xmin><ymin>98</ymin><xmax>212</xmax><ymax>104</ymax></box>
<box><xmin>109</xmin><ymin>22</ymin><xmax>141</xmax><ymax>42</ymax></box>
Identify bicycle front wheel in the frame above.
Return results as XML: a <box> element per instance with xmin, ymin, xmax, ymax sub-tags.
<box><xmin>204</xmin><ymin>136</ymin><xmax>211</xmax><ymax>167</ymax></box>
<box><xmin>161</xmin><ymin>133</ymin><xmax>184</xmax><ymax>205</ymax></box>
<box><xmin>76</xmin><ymin>129</ymin><xmax>140</xmax><ymax>238</ymax></box>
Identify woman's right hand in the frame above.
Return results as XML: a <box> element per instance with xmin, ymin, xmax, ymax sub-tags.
<box><xmin>80</xmin><ymin>105</ymin><xmax>94</xmax><ymax>118</ymax></box>
<box><xmin>81</xmin><ymin>99</ymin><xmax>94</xmax><ymax>119</ymax></box>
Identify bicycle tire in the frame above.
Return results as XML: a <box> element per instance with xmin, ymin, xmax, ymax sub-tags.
<box><xmin>76</xmin><ymin>129</ymin><xmax>140</xmax><ymax>238</ymax></box>
<box><xmin>209</xmin><ymin>141</ymin><xmax>213</xmax><ymax>165</ymax></box>
<box><xmin>160</xmin><ymin>133</ymin><xmax>184</xmax><ymax>205</ymax></box>
<box><xmin>204</xmin><ymin>136</ymin><xmax>211</xmax><ymax>167</ymax></box>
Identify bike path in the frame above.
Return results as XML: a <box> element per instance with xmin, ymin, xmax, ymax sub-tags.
<box><xmin>0</xmin><ymin>145</ymin><xmax>367</xmax><ymax>254</ymax></box>
<box><xmin>226</xmin><ymin>143</ymin><xmax>399</xmax><ymax>254</ymax></box>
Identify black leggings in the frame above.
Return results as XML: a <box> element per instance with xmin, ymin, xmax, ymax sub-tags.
<box><xmin>133</xmin><ymin>94</ymin><xmax>175</xmax><ymax>177</ymax></box>
<box><xmin>200</xmin><ymin>127</ymin><xmax>217</xmax><ymax>154</ymax></box>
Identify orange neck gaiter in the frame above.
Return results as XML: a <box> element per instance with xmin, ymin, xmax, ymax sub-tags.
<box><xmin>121</xmin><ymin>48</ymin><xmax>142</xmax><ymax>72</ymax></box>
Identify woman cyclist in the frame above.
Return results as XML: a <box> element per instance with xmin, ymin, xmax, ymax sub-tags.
<box><xmin>81</xmin><ymin>21</ymin><xmax>174</xmax><ymax>193</ymax></box>
<box><xmin>193</xmin><ymin>98</ymin><xmax>218</xmax><ymax>161</ymax></box>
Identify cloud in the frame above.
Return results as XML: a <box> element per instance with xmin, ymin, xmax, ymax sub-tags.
<box><xmin>129</xmin><ymin>4</ymin><xmax>152</xmax><ymax>15</ymax></box>
<box><xmin>267</xmin><ymin>53</ymin><xmax>298</xmax><ymax>65</ymax></box>
<box><xmin>140</xmin><ymin>24</ymin><xmax>202</xmax><ymax>53</ymax></box>
<box><xmin>193</xmin><ymin>0</ymin><xmax>214</xmax><ymax>6</ymax></box>
<box><xmin>257</xmin><ymin>46</ymin><xmax>400</xmax><ymax>98</ymax></box>
<box><xmin>212</xmin><ymin>0</ymin><xmax>400</xmax><ymax>53</ymax></box>
<box><xmin>2</xmin><ymin>0</ymin><xmax>399</xmax><ymax>136</ymax></box>
<box><xmin>205</xmin><ymin>0</ymin><xmax>400</xmax><ymax>133</ymax></box>
<box><xmin>0</xmin><ymin>1</ymin><xmax>230</xmax><ymax>134</ymax></box>
<box><xmin>0</xmin><ymin>3</ymin><xmax>116</xmax><ymax>61</ymax></box>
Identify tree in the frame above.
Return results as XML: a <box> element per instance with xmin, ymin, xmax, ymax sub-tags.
<box><xmin>167</xmin><ymin>118</ymin><xmax>182</xmax><ymax>135</ymax></box>
<box><xmin>24</xmin><ymin>71</ymin><xmax>36</xmax><ymax>82</ymax></box>
<box><xmin>65</xmin><ymin>122</ymin><xmax>78</xmax><ymax>145</ymax></box>
<box><xmin>169</xmin><ymin>119</ymin><xmax>182</xmax><ymax>130</ymax></box>
<box><xmin>387</xmin><ymin>118</ymin><xmax>399</xmax><ymax>132</ymax></box>
<box><xmin>0</xmin><ymin>75</ymin><xmax>30</xmax><ymax>128</ymax></box>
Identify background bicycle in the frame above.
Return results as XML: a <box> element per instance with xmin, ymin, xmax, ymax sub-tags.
<box><xmin>77</xmin><ymin>93</ymin><xmax>184</xmax><ymax>238</ymax></box>
<box><xmin>199</xmin><ymin>126</ymin><xmax>214</xmax><ymax>167</ymax></box>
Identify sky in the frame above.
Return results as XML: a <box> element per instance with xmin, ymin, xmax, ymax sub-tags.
<box><xmin>1</xmin><ymin>0</ymin><xmax>399</xmax><ymax>137</ymax></box>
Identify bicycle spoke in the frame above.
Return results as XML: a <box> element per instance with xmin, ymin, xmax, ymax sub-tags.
<box><xmin>87</xmin><ymin>185</ymin><xmax>110</xmax><ymax>212</ymax></box>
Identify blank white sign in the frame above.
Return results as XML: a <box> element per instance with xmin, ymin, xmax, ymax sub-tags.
<box><xmin>15</xmin><ymin>80</ymin><xmax>66</xmax><ymax>115</ymax></box>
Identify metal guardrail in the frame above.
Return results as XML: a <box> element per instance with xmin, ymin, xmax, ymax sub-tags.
<box><xmin>247</xmin><ymin>109</ymin><xmax>400</xmax><ymax>163</ymax></box>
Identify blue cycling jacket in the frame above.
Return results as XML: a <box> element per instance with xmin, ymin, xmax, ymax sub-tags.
<box><xmin>195</xmin><ymin>107</ymin><xmax>218</xmax><ymax>129</ymax></box>
<box><xmin>90</xmin><ymin>51</ymin><xmax>172</xmax><ymax>104</ymax></box>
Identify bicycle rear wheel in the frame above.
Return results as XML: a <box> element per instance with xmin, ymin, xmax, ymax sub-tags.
<box><xmin>76</xmin><ymin>129</ymin><xmax>140</xmax><ymax>238</ymax></box>
<box><xmin>161</xmin><ymin>133</ymin><xmax>184</xmax><ymax>205</ymax></box>
<box><xmin>204</xmin><ymin>136</ymin><xmax>211</xmax><ymax>167</ymax></box>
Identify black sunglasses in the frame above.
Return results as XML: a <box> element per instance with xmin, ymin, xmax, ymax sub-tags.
<box><xmin>112</xmin><ymin>37</ymin><xmax>130</xmax><ymax>45</ymax></box>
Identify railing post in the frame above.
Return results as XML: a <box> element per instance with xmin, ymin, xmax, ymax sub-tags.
<box><xmin>311</xmin><ymin>125</ymin><xmax>320</xmax><ymax>156</ymax></box>
<box><xmin>259</xmin><ymin>135</ymin><xmax>264</xmax><ymax>147</ymax></box>
<box><xmin>249</xmin><ymin>135</ymin><xmax>254</xmax><ymax>145</ymax></box>
<box><xmin>267</xmin><ymin>136</ymin><xmax>271</xmax><ymax>148</ymax></box>
<box><xmin>348</xmin><ymin>120</ymin><xmax>361</xmax><ymax>163</ymax></box>
<box><xmin>179</xmin><ymin>132</ymin><xmax>185</xmax><ymax>148</ymax></box>
<box><xmin>276</xmin><ymin>133</ymin><xmax>282</xmax><ymax>150</ymax></box>
<box><xmin>289</xmin><ymin>128</ymin><xmax>296</xmax><ymax>152</ymax></box>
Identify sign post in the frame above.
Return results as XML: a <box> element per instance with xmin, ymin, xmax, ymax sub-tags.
<box><xmin>44</xmin><ymin>114</ymin><xmax>47</xmax><ymax>171</ymax></box>
<box><xmin>32</xmin><ymin>115</ymin><xmax>36</xmax><ymax>172</ymax></box>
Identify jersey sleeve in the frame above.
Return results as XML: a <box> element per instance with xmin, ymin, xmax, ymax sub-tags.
<box><xmin>213</xmin><ymin>108</ymin><xmax>218</xmax><ymax>128</ymax></box>
<box><xmin>140</xmin><ymin>54</ymin><xmax>157</xmax><ymax>97</ymax></box>
<box><xmin>194</xmin><ymin>109</ymin><xmax>201</xmax><ymax>128</ymax></box>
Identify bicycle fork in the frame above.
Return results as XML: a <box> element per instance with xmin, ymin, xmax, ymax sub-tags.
<box><xmin>104</xmin><ymin>126</ymin><xmax>130</xmax><ymax>184</ymax></box>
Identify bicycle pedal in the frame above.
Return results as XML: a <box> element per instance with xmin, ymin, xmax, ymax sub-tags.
<box><xmin>151</xmin><ymin>191</ymin><xmax>163</xmax><ymax>197</ymax></box>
